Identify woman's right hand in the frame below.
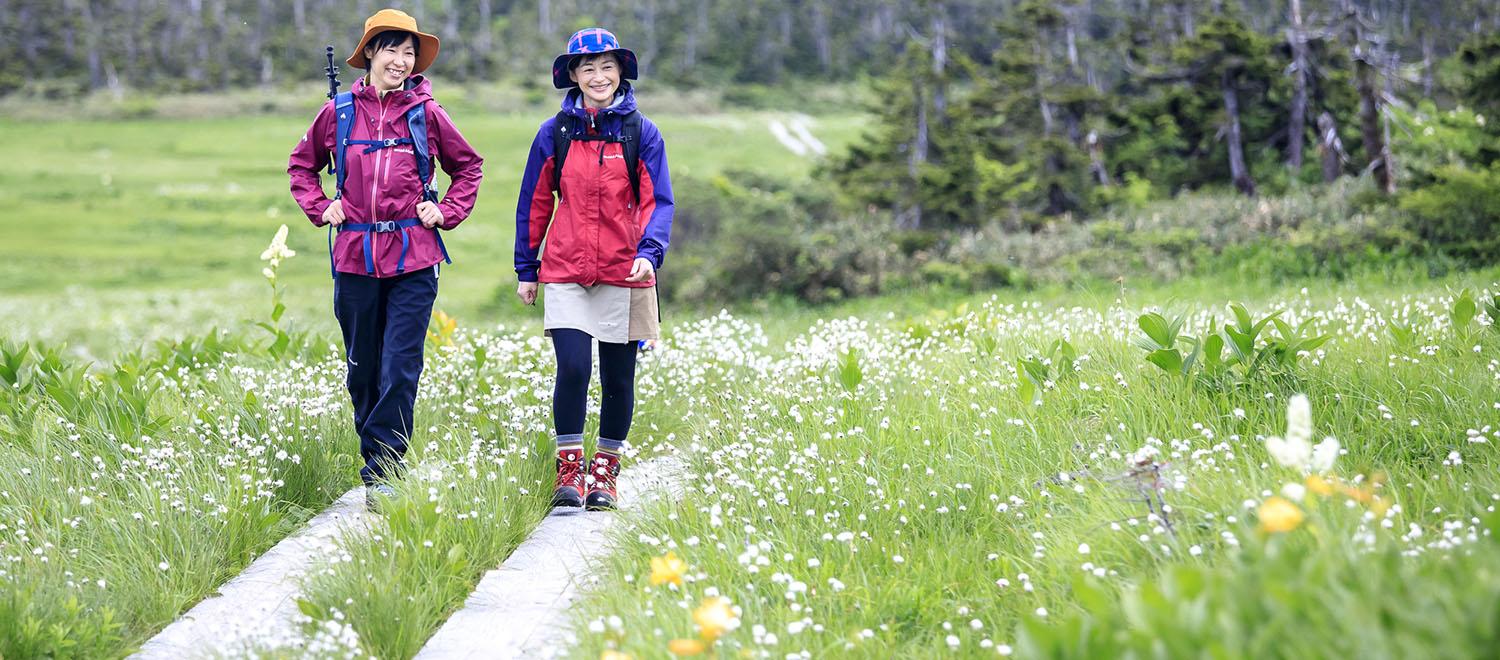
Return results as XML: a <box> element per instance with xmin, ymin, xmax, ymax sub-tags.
<box><xmin>517</xmin><ymin>282</ymin><xmax>538</xmax><ymax>305</ymax></box>
<box><xmin>321</xmin><ymin>199</ymin><xmax>345</xmax><ymax>226</ymax></box>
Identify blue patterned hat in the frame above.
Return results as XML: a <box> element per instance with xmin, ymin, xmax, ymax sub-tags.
<box><xmin>552</xmin><ymin>28</ymin><xmax>639</xmax><ymax>89</ymax></box>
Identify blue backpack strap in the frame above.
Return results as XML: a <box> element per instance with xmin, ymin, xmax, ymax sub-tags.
<box><xmin>328</xmin><ymin>93</ymin><xmax>356</xmax><ymax>279</ymax></box>
<box><xmin>406</xmin><ymin>102</ymin><xmax>451</xmax><ymax>265</ymax></box>
<box><xmin>332</xmin><ymin>92</ymin><xmax>356</xmax><ymax>200</ymax></box>
<box><xmin>406</xmin><ymin>103</ymin><xmax>439</xmax><ymax>204</ymax></box>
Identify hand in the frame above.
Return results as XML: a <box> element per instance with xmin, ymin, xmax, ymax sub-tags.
<box><xmin>416</xmin><ymin>201</ymin><xmax>445</xmax><ymax>229</ymax></box>
<box><xmin>625</xmin><ymin>257</ymin><xmax>655</xmax><ymax>283</ymax></box>
<box><xmin>321</xmin><ymin>199</ymin><xmax>346</xmax><ymax>226</ymax></box>
<box><xmin>517</xmin><ymin>281</ymin><xmax>538</xmax><ymax>305</ymax></box>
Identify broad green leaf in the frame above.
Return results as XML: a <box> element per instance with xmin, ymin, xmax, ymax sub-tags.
<box><xmin>1229</xmin><ymin>302</ymin><xmax>1252</xmax><ymax>332</ymax></box>
<box><xmin>1452</xmin><ymin>289</ymin><xmax>1477</xmax><ymax>328</ymax></box>
<box><xmin>1138</xmin><ymin>313</ymin><xmax>1175</xmax><ymax>349</ymax></box>
<box><xmin>1146</xmin><ymin>348</ymin><xmax>1183</xmax><ymax>374</ymax></box>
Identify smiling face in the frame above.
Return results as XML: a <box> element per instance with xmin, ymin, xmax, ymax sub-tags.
<box><xmin>364</xmin><ymin>31</ymin><xmax>417</xmax><ymax>95</ymax></box>
<box><xmin>568</xmin><ymin>53</ymin><xmax>622</xmax><ymax>109</ymax></box>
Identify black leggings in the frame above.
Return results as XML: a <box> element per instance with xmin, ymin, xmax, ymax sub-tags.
<box><xmin>551</xmin><ymin>328</ymin><xmax>638</xmax><ymax>440</ymax></box>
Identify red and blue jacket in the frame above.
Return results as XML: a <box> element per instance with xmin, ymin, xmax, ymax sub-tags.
<box><xmin>514</xmin><ymin>85</ymin><xmax>673</xmax><ymax>287</ymax></box>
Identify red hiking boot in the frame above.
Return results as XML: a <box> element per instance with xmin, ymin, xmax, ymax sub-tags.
<box><xmin>552</xmin><ymin>449</ymin><xmax>585</xmax><ymax>508</ymax></box>
<box><xmin>585</xmin><ymin>451</ymin><xmax>621</xmax><ymax>511</ymax></box>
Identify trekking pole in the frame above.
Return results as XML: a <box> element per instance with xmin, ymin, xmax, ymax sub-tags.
<box><xmin>324</xmin><ymin>45</ymin><xmax>339</xmax><ymax>175</ymax></box>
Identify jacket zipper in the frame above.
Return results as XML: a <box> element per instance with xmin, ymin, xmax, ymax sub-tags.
<box><xmin>368</xmin><ymin>91</ymin><xmax>390</xmax><ymax>277</ymax></box>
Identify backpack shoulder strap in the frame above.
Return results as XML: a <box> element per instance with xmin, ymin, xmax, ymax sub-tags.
<box><xmin>550</xmin><ymin>110</ymin><xmax>572</xmax><ymax>194</ymax></box>
<box><xmin>406</xmin><ymin>101</ymin><xmax>439</xmax><ymax>203</ymax></box>
<box><xmin>332</xmin><ymin>92</ymin><xmax>356</xmax><ymax>199</ymax></box>
<box><xmin>621</xmin><ymin>110</ymin><xmax>644</xmax><ymax>205</ymax></box>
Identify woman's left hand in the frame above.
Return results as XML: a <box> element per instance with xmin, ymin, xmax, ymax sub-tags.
<box><xmin>416</xmin><ymin>201</ymin><xmax>445</xmax><ymax>229</ymax></box>
<box><xmin>625</xmin><ymin>257</ymin><xmax>655</xmax><ymax>283</ymax></box>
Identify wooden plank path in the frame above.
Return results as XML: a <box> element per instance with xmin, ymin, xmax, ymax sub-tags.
<box><xmin>415</xmin><ymin>455</ymin><xmax>684</xmax><ymax>659</ymax></box>
<box><xmin>130</xmin><ymin>486</ymin><xmax>372</xmax><ymax>659</ymax></box>
<box><xmin>130</xmin><ymin>455</ymin><xmax>682</xmax><ymax>658</ymax></box>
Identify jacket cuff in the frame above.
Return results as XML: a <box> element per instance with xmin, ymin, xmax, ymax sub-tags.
<box><xmin>517</xmin><ymin>269</ymin><xmax>539</xmax><ymax>282</ymax></box>
<box><xmin>636</xmin><ymin>243</ymin><xmax>664</xmax><ymax>269</ymax></box>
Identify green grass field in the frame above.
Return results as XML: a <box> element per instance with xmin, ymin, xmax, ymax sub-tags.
<box><xmin>0</xmin><ymin>105</ymin><xmax>866</xmax><ymax>355</ymax></box>
<box><xmin>3</xmin><ymin>105</ymin><xmax>1500</xmax><ymax>659</ymax></box>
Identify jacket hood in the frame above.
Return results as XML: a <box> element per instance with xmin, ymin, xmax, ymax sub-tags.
<box><xmin>352</xmin><ymin>74</ymin><xmax>434</xmax><ymax>115</ymax></box>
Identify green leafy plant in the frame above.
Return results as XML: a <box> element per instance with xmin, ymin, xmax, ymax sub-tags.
<box><xmin>836</xmin><ymin>348</ymin><xmax>864</xmax><ymax>394</ymax></box>
<box><xmin>1136</xmin><ymin>301</ymin><xmax>1328</xmax><ymax>386</ymax></box>
<box><xmin>1016</xmin><ymin>338</ymin><xmax>1078</xmax><ymax>406</ymax></box>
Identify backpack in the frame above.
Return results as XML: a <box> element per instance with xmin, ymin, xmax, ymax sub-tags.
<box><xmin>332</xmin><ymin>91</ymin><xmax>439</xmax><ymax>204</ymax></box>
<box><xmin>551</xmin><ymin>109</ymin><xmax>644</xmax><ymax>205</ymax></box>
<box><xmin>325</xmin><ymin>91</ymin><xmax>450</xmax><ymax>277</ymax></box>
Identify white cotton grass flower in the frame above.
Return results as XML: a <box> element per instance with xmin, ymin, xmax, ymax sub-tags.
<box><xmin>1285</xmin><ymin>394</ymin><xmax>1312</xmax><ymax>448</ymax></box>
<box><xmin>1265</xmin><ymin>394</ymin><xmax>1338</xmax><ymax>474</ymax></box>
<box><xmin>1264</xmin><ymin>433</ymin><xmax>1312</xmax><ymax>472</ymax></box>
<box><xmin>1310</xmin><ymin>437</ymin><xmax>1341</xmax><ymax>473</ymax></box>
<box><xmin>1280</xmin><ymin>482</ymin><xmax>1307</xmax><ymax>501</ymax></box>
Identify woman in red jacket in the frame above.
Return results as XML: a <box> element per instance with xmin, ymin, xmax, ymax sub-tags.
<box><xmin>288</xmin><ymin>9</ymin><xmax>483</xmax><ymax>511</ymax></box>
<box><xmin>514</xmin><ymin>28</ymin><xmax>674</xmax><ymax>511</ymax></box>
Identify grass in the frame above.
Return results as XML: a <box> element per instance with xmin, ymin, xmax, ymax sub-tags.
<box><xmin>556</xmin><ymin>275</ymin><xmax>1500</xmax><ymax>659</ymax></box>
<box><xmin>3</xmin><ymin>266</ymin><xmax>1499</xmax><ymax>658</ymax></box>
<box><xmin>4</xmin><ymin>101</ymin><xmax>1499</xmax><ymax>658</ymax></box>
<box><xmin>0</xmin><ymin>102</ymin><xmax>866</xmax><ymax>356</ymax></box>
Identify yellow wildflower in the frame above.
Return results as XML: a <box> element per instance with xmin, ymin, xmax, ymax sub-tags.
<box><xmin>1304</xmin><ymin>474</ymin><xmax>1334</xmax><ymax>496</ymax></box>
<box><xmin>1257</xmin><ymin>496</ymin><xmax>1305</xmax><ymax>534</ymax></box>
<box><xmin>668</xmin><ymin>639</ymin><xmax>706</xmax><ymax>656</ymax></box>
<box><xmin>693</xmin><ymin>597</ymin><xmax>737</xmax><ymax>640</ymax></box>
<box><xmin>650</xmin><ymin>552</ymin><xmax>687</xmax><ymax>586</ymax></box>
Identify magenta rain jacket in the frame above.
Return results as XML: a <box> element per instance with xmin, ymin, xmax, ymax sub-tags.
<box><xmin>288</xmin><ymin>75</ymin><xmax>483</xmax><ymax>277</ymax></box>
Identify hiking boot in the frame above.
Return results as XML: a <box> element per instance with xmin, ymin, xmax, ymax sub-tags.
<box><xmin>551</xmin><ymin>450</ymin><xmax>585</xmax><ymax>508</ymax></box>
<box><xmin>365</xmin><ymin>483</ymin><xmax>396</xmax><ymax>513</ymax></box>
<box><xmin>584</xmin><ymin>451</ymin><xmax>621</xmax><ymax>511</ymax></box>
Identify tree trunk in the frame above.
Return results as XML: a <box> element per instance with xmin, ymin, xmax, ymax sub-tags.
<box><xmin>1421</xmin><ymin>33</ymin><xmax>1434</xmax><ymax>100</ymax></box>
<box><xmin>812</xmin><ymin>1</ymin><xmax>832</xmax><ymax>77</ymax></box>
<box><xmin>1034</xmin><ymin>41</ymin><xmax>1053</xmax><ymax>138</ymax></box>
<box><xmin>1088</xmin><ymin>130</ymin><xmax>1113</xmax><ymax>186</ymax></box>
<box><xmin>1223</xmin><ymin>68</ymin><xmax>1258</xmax><ymax>197</ymax></box>
<box><xmin>1317</xmin><ymin>112</ymin><xmax>1344</xmax><ymax>183</ymax></box>
<box><xmin>640</xmin><ymin>0</ymin><xmax>656</xmax><ymax>79</ymax></box>
<box><xmin>775</xmin><ymin>3</ymin><xmax>792</xmax><ymax>82</ymax></box>
<box><xmin>1065</xmin><ymin>5</ymin><xmax>1080</xmax><ymax>73</ymax></box>
<box><xmin>684</xmin><ymin>0</ymin><xmax>708</xmax><ymax>75</ymax></box>
<box><xmin>473</xmin><ymin>0</ymin><xmax>491</xmax><ymax>78</ymax></box>
<box><xmin>539</xmin><ymin>0</ymin><xmax>551</xmax><ymax>37</ymax></box>
<box><xmin>1355</xmin><ymin>54</ymin><xmax>1391</xmax><ymax>193</ymax></box>
<box><xmin>18</xmin><ymin>2</ymin><xmax>37</xmax><ymax>71</ymax></box>
<box><xmin>1348</xmin><ymin>5</ymin><xmax>1392</xmax><ymax>194</ymax></box>
<box><xmin>1286</xmin><ymin>0</ymin><xmax>1308</xmax><ymax>171</ymax></box>
<box><xmin>442</xmin><ymin>0</ymin><xmax>461</xmax><ymax>78</ymax></box>
<box><xmin>211</xmin><ymin>0</ymin><xmax>227</xmax><ymax>88</ymax></box>
<box><xmin>907</xmin><ymin>77</ymin><xmax>927</xmax><ymax>230</ymax></box>
<box><xmin>930</xmin><ymin>6</ymin><xmax>947</xmax><ymax>120</ymax></box>
<box><xmin>79</xmin><ymin>0</ymin><xmax>104</xmax><ymax>89</ymax></box>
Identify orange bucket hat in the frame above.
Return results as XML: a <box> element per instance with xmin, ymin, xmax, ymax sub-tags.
<box><xmin>346</xmin><ymin>9</ymin><xmax>440</xmax><ymax>75</ymax></box>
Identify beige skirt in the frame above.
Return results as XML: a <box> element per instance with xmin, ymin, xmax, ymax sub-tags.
<box><xmin>543</xmin><ymin>283</ymin><xmax>660</xmax><ymax>343</ymax></box>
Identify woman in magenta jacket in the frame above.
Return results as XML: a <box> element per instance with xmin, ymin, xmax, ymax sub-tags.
<box><xmin>514</xmin><ymin>28</ymin><xmax>674</xmax><ymax>511</ymax></box>
<box><xmin>288</xmin><ymin>9</ymin><xmax>483</xmax><ymax>510</ymax></box>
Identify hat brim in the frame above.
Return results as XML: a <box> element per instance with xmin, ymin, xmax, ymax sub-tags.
<box><xmin>552</xmin><ymin>48</ymin><xmax>638</xmax><ymax>89</ymax></box>
<box><xmin>347</xmin><ymin>28</ymin><xmax>440</xmax><ymax>76</ymax></box>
